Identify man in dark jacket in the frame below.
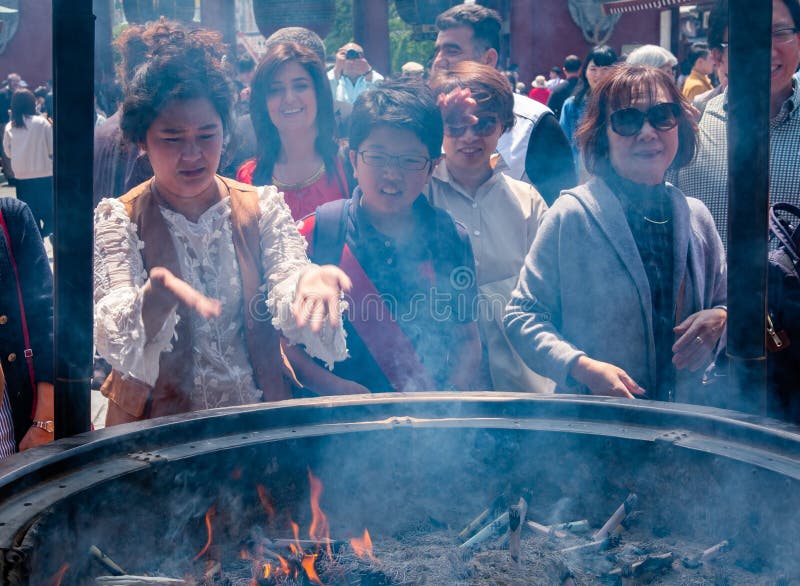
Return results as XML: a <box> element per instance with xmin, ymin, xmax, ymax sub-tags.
<box><xmin>547</xmin><ymin>54</ymin><xmax>582</xmax><ymax>120</ymax></box>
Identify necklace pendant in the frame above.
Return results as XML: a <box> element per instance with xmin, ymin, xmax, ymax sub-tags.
<box><xmin>644</xmin><ymin>215</ymin><xmax>670</xmax><ymax>225</ymax></box>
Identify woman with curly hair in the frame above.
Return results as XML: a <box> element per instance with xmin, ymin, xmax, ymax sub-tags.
<box><xmin>93</xmin><ymin>21</ymin><xmax>350</xmax><ymax>425</ymax></box>
<box><xmin>237</xmin><ymin>42</ymin><xmax>349</xmax><ymax>220</ymax></box>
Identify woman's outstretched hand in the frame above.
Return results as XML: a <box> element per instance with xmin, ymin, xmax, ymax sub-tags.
<box><xmin>148</xmin><ymin>267</ymin><xmax>221</xmax><ymax>319</ymax></box>
<box><xmin>293</xmin><ymin>265</ymin><xmax>352</xmax><ymax>332</ymax></box>
<box><xmin>570</xmin><ymin>355</ymin><xmax>647</xmax><ymax>399</ymax></box>
<box><xmin>673</xmin><ymin>308</ymin><xmax>727</xmax><ymax>371</ymax></box>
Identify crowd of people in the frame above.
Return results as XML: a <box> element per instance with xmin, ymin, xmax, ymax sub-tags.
<box><xmin>0</xmin><ymin>0</ymin><xmax>798</xmax><ymax>460</ymax></box>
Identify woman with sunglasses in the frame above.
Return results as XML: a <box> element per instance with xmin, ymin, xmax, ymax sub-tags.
<box><xmin>427</xmin><ymin>62</ymin><xmax>550</xmax><ymax>392</ymax></box>
<box><xmin>505</xmin><ymin>65</ymin><xmax>727</xmax><ymax>403</ymax></box>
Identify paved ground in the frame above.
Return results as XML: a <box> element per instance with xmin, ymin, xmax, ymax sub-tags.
<box><xmin>1</xmin><ymin>180</ymin><xmax>108</xmax><ymax>429</ymax></box>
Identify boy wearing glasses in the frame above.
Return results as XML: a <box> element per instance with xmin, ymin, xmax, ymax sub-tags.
<box><xmin>286</xmin><ymin>78</ymin><xmax>481</xmax><ymax>395</ymax></box>
<box><xmin>427</xmin><ymin>62</ymin><xmax>551</xmax><ymax>393</ymax></box>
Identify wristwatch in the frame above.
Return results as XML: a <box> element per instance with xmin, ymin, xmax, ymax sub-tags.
<box><xmin>32</xmin><ymin>420</ymin><xmax>54</xmax><ymax>433</ymax></box>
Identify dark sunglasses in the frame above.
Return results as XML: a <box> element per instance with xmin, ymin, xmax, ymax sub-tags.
<box><xmin>609</xmin><ymin>102</ymin><xmax>682</xmax><ymax>137</ymax></box>
<box><xmin>444</xmin><ymin>115</ymin><xmax>500</xmax><ymax>138</ymax></box>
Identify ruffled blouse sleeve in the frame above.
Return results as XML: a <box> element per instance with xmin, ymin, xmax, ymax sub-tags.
<box><xmin>93</xmin><ymin>198</ymin><xmax>179</xmax><ymax>386</ymax></box>
<box><xmin>256</xmin><ymin>185</ymin><xmax>347</xmax><ymax>368</ymax></box>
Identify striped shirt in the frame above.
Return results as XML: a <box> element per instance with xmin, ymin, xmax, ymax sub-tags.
<box><xmin>0</xmin><ymin>387</ymin><xmax>16</xmax><ymax>460</ymax></box>
<box><xmin>673</xmin><ymin>79</ymin><xmax>800</xmax><ymax>248</ymax></box>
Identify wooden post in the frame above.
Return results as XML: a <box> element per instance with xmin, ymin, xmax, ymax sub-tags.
<box><xmin>353</xmin><ymin>0</ymin><xmax>390</xmax><ymax>76</ymax></box>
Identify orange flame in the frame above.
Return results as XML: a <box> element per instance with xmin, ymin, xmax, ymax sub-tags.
<box><xmin>307</xmin><ymin>468</ymin><xmax>331</xmax><ymax>558</ymax></box>
<box><xmin>302</xmin><ymin>553</ymin><xmax>324</xmax><ymax>585</ymax></box>
<box><xmin>256</xmin><ymin>484</ymin><xmax>276</xmax><ymax>524</ymax></box>
<box><xmin>48</xmin><ymin>563</ymin><xmax>70</xmax><ymax>586</ymax></box>
<box><xmin>263</xmin><ymin>562</ymin><xmax>272</xmax><ymax>578</ymax></box>
<box><xmin>350</xmin><ymin>529</ymin><xmax>379</xmax><ymax>562</ymax></box>
<box><xmin>278</xmin><ymin>554</ymin><xmax>291</xmax><ymax>575</ymax></box>
<box><xmin>291</xmin><ymin>519</ymin><xmax>302</xmax><ymax>552</ymax></box>
<box><xmin>193</xmin><ymin>505</ymin><xmax>216</xmax><ymax>561</ymax></box>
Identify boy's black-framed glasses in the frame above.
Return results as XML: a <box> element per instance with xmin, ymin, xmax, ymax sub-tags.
<box><xmin>357</xmin><ymin>150</ymin><xmax>432</xmax><ymax>171</ymax></box>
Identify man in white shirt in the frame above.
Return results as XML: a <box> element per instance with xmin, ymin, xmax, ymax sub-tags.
<box><xmin>327</xmin><ymin>42</ymin><xmax>384</xmax><ymax>104</ymax></box>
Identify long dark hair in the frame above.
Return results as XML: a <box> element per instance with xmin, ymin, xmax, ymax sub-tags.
<box><xmin>573</xmin><ymin>45</ymin><xmax>618</xmax><ymax>106</ymax></box>
<box><xmin>249</xmin><ymin>42</ymin><xmax>338</xmax><ymax>186</ymax></box>
<box><xmin>10</xmin><ymin>89</ymin><xmax>36</xmax><ymax>128</ymax></box>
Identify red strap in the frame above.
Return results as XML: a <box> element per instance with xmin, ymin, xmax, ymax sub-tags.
<box><xmin>339</xmin><ymin>244</ymin><xmax>436</xmax><ymax>391</ymax></box>
<box><xmin>0</xmin><ymin>210</ymin><xmax>38</xmax><ymax>414</ymax></box>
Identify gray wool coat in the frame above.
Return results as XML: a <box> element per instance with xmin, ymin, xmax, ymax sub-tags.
<box><xmin>504</xmin><ymin>177</ymin><xmax>727</xmax><ymax>401</ymax></box>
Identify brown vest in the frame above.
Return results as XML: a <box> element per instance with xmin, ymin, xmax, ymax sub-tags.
<box><xmin>101</xmin><ymin>176</ymin><xmax>291</xmax><ymax>425</ymax></box>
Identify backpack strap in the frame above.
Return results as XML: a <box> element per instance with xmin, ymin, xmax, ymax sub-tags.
<box><xmin>311</xmin><ymin>198</ymin><xmax>351</xmax><ymax>266</ymax></box>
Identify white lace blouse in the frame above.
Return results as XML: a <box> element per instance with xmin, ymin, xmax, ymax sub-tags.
<box><xmin>93</xmin><ymin>184</ymin><xmax>346</xmax><ymax>410</ymax></box>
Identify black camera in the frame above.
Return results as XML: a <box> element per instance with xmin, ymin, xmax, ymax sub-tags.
<box><xmin>345</xmin><ymin>49</ymin><xmax>362</xmax><ymax>60</ymax></box>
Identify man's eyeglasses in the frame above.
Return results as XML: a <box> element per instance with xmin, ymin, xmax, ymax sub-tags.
<box><xmin>718</xmin><ymin>28</ymin><xmax>798</xmax><ymax>49</ymax></box>
<box><xmin>444</xmin><ymin>115</ymin><xmax>500</xmax><ymax>138</ymax></box>
<box><xmin>609</xmin><ymin>102</ymin><xmax>682</xmax><ymax>137</ymax></box>
<box><xmin>357</xmin><ymin>150</ymin><xmax>432</xmax><ymax>171</ymax></box>
<box><xmin>772</xmin><ymin>27</ymin><xmax>799</xmax><ymax>45</ymax></box>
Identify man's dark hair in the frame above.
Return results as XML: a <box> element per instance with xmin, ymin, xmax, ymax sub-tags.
<box><xmin>687</xmin><ymin>43</ymin><xmax>710</xmax><ymax>69</ymax></box>
<box><xmin>237</xmin><ymin>54</ymin><xmax>255</xmax><ymax>75</ymax></box>
<box><xmin>708</xmin><ymin>0</ymin><xmax>800</xmax><ymax>49</ymax></box>
<box><xmin>265</xmin><ymin>27</ymin><xmax>326</xmax><ymax>64</ymax></box>
<box><xmin>781</xmin><ymin>0</ymin><xmax>800</xmax><ymax>30</ymax></box>
<box><xmin>563</xmin><ymin>54</ymin><xmax>582</xmax><ymax>74</ymax></box>
<box><xmin>435</xmin><ymin>4</ymin><xmax>502</xmax><ymax>53</ymax></box>
<box><xmin>707</xmin><ymin>0</ymin><xmax>729</xmax><ymax>49</ymax></box>
<box><xmin>349</xmin><ymin>77</ymin><xmax>443</xmax><ymax>159</ymax></box>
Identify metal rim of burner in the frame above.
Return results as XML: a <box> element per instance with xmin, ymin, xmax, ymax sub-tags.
<box><xmin>1</xmin><ymin>392</ymin><xmax>800</xmax><ymax>582</ymax></box>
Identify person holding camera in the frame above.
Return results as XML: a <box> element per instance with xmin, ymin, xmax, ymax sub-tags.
<box><xmin>327</xmin><ymin>42</ymin><xmax>383</xmax><ymax>104</ymax></box>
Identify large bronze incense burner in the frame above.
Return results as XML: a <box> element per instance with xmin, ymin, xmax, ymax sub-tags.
<box><xmin>1</xmin><ymin>393</ymin><xmax>799</xmax><ymax>584</ymax></box>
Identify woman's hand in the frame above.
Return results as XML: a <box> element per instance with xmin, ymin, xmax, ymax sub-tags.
<box><xmin>570</xmin><ymin>356</ymin><xmax>646</xmax><ymax>399</ymax></box>
<box><xmin>672</xmin><ymin>308</ymin><xmax>727</xmax><ymax>371</ymax></box>
<box><xmin>436</xmin><ymin>87</ymin><xmax>478</xmax><ymax>128</ymax></box>
<box><xmin>148</xmin><ymin>267</ymin><xmax>221</xmax><ymax>319</ymax></box>
<box><xmin>293</xmin><ymin>265</ymin><xmax>352</xmax><ymax>332</ymax></box>
<box><xmin>19</xmin><ymin>381</ymin><xmax>54</xmax><ymax>451</ymax></box>
<box><xmin>19</xmin><ymin>426</ymin><xmax>53</xmax><ymax>451</ymax></box>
